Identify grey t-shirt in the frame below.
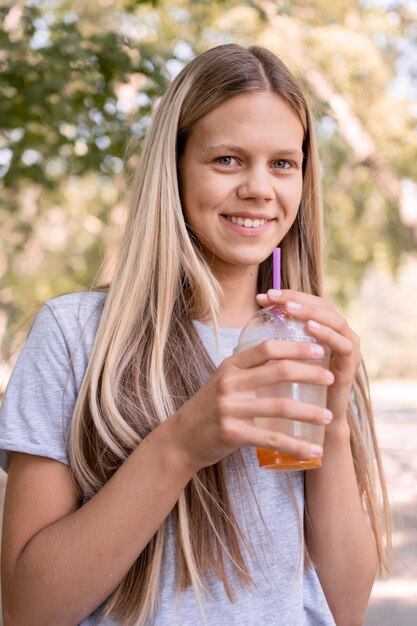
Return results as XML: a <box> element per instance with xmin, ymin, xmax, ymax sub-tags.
<box><xmin>0</xmin><ymin>292</ymin><xmax>335</xmax><ymax>626</ymax></box>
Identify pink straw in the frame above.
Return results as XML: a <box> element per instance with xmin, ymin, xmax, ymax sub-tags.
<box><xmin>272</xmin><ymin>247</ymin><xmax>281</xmax><ymax>290</ymax></box>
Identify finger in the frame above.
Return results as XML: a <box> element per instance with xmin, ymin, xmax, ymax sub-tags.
<box><xmin>229</xmin><ymin>359</ymin><xmax>334</xmax><ymax>392</ymax></box>
<box><xmin>231</xmin><ymin>338</ymin><xmax>328</xmax><ymax>370</ymax></box>
<box><xmin>305</xmin><ymin>320</ymin><xmax>357</xmax><ymax>358</ymax></box>
<box><xmin>275</xmin><ymin>300</ymin><xmax>357</xmax><ymax>348</ymax></box>
<box><xmin>230</xmin><ymin>396</ymin><xmax>333</xmax><ymax>426</ymax></box>
<box><xmin>229</xmin><ymin>418</ymin><xmax>323</xmax><ymax>460</ymax></box>
<box><xmin>256</xmin><ymin>289</ymin><xmax>333</xmax><ymax>311</ymax></box>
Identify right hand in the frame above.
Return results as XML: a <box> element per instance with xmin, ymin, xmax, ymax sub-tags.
<box><xmin>168</xmin><ymin>338</ymin><xmax>334</xmax><ymax>472</ymax></box>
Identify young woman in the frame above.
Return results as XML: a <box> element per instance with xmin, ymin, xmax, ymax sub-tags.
<box><xmin>0</xmin><ymin>44</ymin><xmax>390</xmax><ymax>626</ymax></box>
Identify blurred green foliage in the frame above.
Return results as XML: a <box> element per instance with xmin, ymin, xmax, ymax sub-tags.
<box><xmin>1</xmin><ymin>0</ymin><xmax>416</xmax><ymax>371</ymax></box>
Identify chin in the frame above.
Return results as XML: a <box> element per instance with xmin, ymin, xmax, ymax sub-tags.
<box><xmin>230</xmin><ymin>254</ymin><xmax>271</xmax><ymax>267</ymax></box>
<box><xmin>238</xmin><ymin>249</ymin><xmax>274</xmax><ymax>265</ymax></box>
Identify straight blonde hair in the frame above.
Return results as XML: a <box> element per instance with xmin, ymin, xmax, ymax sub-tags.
<box><xmin>67</xmin><ymin>44</ymin><xmax>391</xmax><ymax>624</ymax></box>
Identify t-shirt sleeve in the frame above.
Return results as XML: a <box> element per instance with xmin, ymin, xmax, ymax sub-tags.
<box><xmin>0</xmin><ymin>304</ymin><xmax>78</xmax><ymax>472</ymax></box>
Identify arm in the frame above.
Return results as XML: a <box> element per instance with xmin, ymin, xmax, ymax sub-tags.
<box><xmin>1</xmin><ymin>423</ymin><xmax>195</xmax><ymax>626</ymax></box>
<box><xmin>257</xmin><ymin>289</ymin><xmax>377</xmax><ymax>626</ymax></box>
<box><xmin>306</xmin><ymin>328</ymin><xmax>377</xmax><ymax>626</ymax></box>
<box><xmin>305</xmin><ymin>419</ymin><xmax>377</xmax><ymax>626</ymax></box>
<box><xmin>2</xmin><ymin>338</ymin><xmax>332</xmax><ymax>626</ymax></box>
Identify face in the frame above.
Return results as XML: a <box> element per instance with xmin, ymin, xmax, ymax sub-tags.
<box><xmin>178</xmin><ymin>91</ymin><xmax>304</xmax><ymax>278</ymax></box>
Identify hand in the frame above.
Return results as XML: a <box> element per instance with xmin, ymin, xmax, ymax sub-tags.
<box><xmin>256</xmin><ymin>289</ymin><xmax>361</xmax><ymax>427</ymax></box>
<box><xmin>168</xmin><ymin>337</ymin><xmax>334</xmax><ymax>472</ymax></box>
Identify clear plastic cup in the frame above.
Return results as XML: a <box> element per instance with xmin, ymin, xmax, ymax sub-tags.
<box><xmin>236</xmin><ymin>305</ymin><xmax>330</xmax><ymax>471</ymax></box>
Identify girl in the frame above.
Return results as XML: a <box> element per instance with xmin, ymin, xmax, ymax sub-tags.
<box><xmin>0</xmin><ymin>44</ymin><xmax>390</xmax><ymax>626</ymax></box>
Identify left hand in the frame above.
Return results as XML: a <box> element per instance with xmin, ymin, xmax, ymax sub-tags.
<box><xmin>256</xmin><ymin>289</ymin><xmax>361</xmax><ymax>425</ymax></box>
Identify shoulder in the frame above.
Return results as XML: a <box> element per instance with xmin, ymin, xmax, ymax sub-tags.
<box><xmin>43</xmin><ymin>290</ymin><xmax>106</xmax><ymax>327</ymax></box>
<box><xmin>34</xmin><ymin>291</ymin><xmax>107</xmax><ymax>348</ymax></box>
<box><xmin>0</xmin><ymin>292</ymin><xmax>107</xmax><ymax>470</ymax></box>
<box><xmin>20</xmin><ymin>290</ymin><xmax>108</xmax><ymax>377</ymax></box>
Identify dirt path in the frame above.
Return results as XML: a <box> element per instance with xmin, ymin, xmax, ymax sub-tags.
<box><xmin>365</xmin><ymin>380</ymin><xmax>417</xmax><ymax>625</ymax></box>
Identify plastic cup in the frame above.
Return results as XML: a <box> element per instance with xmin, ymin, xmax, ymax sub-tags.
<box><xmin>235</xmin><ymin>305</ymin><xmax>330</xmax><ymax>471</ymax></box>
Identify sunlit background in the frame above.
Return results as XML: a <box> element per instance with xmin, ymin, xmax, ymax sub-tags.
<box><xmin>0</xmin><ymin>0</ymin><xmax>416</xmax><ymax>623</ymax></box>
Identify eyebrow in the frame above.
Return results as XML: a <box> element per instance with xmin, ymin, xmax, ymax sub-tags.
<box><xmin>206</xmin><ymin>144</ymin><xmax>304</xmax><ymax>156</ymax></box>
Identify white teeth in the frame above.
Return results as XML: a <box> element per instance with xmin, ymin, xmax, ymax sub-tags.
<box><xmin>227</xmin><ymin>216</ymin><xmax>268</xmax><ymax>228</ymax></box>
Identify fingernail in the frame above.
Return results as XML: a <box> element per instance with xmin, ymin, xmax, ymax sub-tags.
<box><xmin>323</xmin><ymin>409</ymin><xmax>333</xmax><ymax>423</ymax></box>
<box><xmin>325</xmin><ymin>370</ymin><xmax>334</xmax><ymax>382</ymax></box>
<box><xmin>308</xmin><ymin>320</ymin><xmax>321</xmax><ymax>329</ymax></box>
<box><xmin>257</xmin><ymin>294</ymin><xmax>269</xmax><ymax>303</ymax></box>
<box><xmin>310</xmin><ymin>444</ymin><xmax>323</xmax><ymax>458</ymax></box>
<box><xmin>310</xmin><ymin>344</ymin><xmax>324</xmax><ymax>356</ymax></box>
<box><xmin>287</xmin><ymin>301</ymin><xmax>302</xmax><ymax>310</ymax></box>
<box><xmin>267</xmin><ymin>289</ymin><xmax>282</xmax><ymax>297</ymax></box>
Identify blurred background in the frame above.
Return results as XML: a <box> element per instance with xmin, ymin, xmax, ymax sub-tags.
<box><xmin>0</xmin><ymin>0</ymin><xmax>416</xmax><ymax>623</ymax></box>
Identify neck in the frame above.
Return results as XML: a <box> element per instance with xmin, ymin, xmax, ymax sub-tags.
<box><xmin>213</xmin><ymin>264</ymin><xmax>261</xmax><ymax>328</ymax></box>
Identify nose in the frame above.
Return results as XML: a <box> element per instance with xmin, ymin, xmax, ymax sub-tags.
<box><xmin>237</xmin><ymin>166</ymin><xmax>275</xmax><ymax>202</ymax></box>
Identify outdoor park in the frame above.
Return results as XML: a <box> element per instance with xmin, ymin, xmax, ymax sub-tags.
<box><xmin>0</xmin><ymin>0</ymin><xmax>416</xmax><ymax>624</ymax></box>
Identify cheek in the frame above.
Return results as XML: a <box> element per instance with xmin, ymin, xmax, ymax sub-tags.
<box><xmin>281</xmin><ymin>176</ymin><xmax>303</xmax><ymax>212</ymax></box>
<box><xmin>181</xmin><ymin>187</ymin><xmax>211</xmax><ymax>229</ymax></box>
<box><xmin>187</xmin><ymin>178</ymin><xmax>226</xmax><ymax>218</ymax></box>
<box><xmin>198</xmin><ymin>173</ymin><xmax>226</xmax><ymax>200</ymax></box>
<box><xmin>179</xmin><ymin>171</ymin><xmax>201</xmax><ymax>223</ymax></box>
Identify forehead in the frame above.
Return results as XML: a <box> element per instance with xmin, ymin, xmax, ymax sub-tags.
<box><xmin>188</xmin><ymin>91</ymin><xmax>304</xmax><ymax>149</ymax></box>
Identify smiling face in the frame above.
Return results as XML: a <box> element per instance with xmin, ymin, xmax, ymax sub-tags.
<box><xmin>178</xmin><ymin>91</ymin><xmax>304</xmax><ymax>279</ymax></box>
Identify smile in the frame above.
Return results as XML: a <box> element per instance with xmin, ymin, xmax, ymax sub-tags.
<box><xmin>224</xmin><ymin>215</ymin><xmax>270</xmax><ymax>228</ymax></box>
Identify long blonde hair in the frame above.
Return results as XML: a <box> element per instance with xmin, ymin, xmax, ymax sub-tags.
<box><xmin>68</xmin><ymin>44</ymin><xmax>391</xmax><ymax>624</ymax></box>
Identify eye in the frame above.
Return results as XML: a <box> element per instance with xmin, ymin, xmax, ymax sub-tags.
<box><xmin>272</xmin><ymin>159</ymin><xmax>292</xmax><ymax>170</ymax></box>
<box><xmin>215</xmin><ymin>156</ymin><xmax>238</xmax><ymax>166</ymax></box>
